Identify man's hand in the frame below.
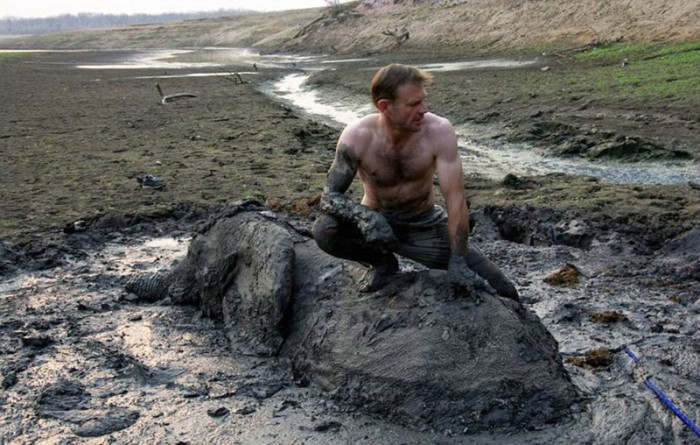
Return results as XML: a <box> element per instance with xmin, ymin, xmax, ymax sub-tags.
<box><xmin>319</xmin><ymin>189</ymin><xmax>397</xmax><ymax>251</ymax></box>
<box><xmin>448</xmin><ymin>254</ymin><xmax>490</xmax><ymax>295</ymax></box>
<box><xmin>356</xmin><ymin>209</ymin><xmax>398</xmax><ymax>251</ymax></box>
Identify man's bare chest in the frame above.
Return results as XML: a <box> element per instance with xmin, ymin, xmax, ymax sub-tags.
<box><xmin>362</xmin><ymin>145</ymin><xmax>434</xmax><ymax>187</ymax></box>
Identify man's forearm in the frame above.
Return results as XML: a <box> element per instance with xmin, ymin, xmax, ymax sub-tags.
<box><xmin>451</xmin><ymin>223</ymin><xmax>470</xmax><ymax>257</ymax></box>
<box><xmin>448</xmin><ymin>199</ymin><xmax>470</xmax><ymax>256</ymax></box>
<box><xmin>320</xmin><ymin>188</ymin><xmax>365</xmax><ymax>221</ymax></box>
<box><xmin>320</xmin><ymin>188</ymin><xmax>396</xmax><ymax>247</ymax></box>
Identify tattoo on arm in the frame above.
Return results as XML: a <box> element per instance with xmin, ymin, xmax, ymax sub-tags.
<box><xmin>321</xmin><ymin>143</ymin><xmax>359</xmax><ymax>218</ymax></box>
<box><xmin>326</xmin><ymin>143</ymin><xmax>358</xmax><ymax>194</ymax></box>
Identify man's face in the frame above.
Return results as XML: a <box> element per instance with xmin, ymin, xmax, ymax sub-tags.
<box><xmin>383</xmin><ymin>81</ymin><xmax>428</xmax><ymax>132</ymax></box>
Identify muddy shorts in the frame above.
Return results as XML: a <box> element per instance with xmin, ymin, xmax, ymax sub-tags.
<box><xmin>383</xmin><ymin>205</ymin><xmax>454</xmax><ymax>269</ymax></box>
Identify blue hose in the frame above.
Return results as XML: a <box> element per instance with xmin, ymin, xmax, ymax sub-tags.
<box><xmin>624</xmin><ymin>347</ymin><xmax>700</xmax><ymax>439</ymax></box>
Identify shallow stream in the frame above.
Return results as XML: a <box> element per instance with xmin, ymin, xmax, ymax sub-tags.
<box><xmin>56</xmin><ymin>47</ymin><xmax>700</xmax><ymax>185</ymax></box>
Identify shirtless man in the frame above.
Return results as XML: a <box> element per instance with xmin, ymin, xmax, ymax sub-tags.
<box><xmin>312</xmin><ymin>63</ymin><xmax>519</xmax><ymax>301</ymax></box>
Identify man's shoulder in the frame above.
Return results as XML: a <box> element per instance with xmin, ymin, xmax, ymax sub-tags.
<box><xmin>346</xmin><ymin>114</ymin><xmax>380</xmax><ymax>133</ymax></box>
<box><xmin>423</xmin><ymin>113</ymin><xmax>457</xmax><ymax>154</ymax></box>
<box><xmin>341</xmin><ymin>114</ymin><xmax>380</xmax><ymax>145</ymax></box>
<box><xmin>424</xmin><ymin>112</ymin><xmax>454</xmax><ymax>131</ymax></box>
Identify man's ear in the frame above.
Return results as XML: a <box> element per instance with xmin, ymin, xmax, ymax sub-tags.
<box><xmin>376</xmin><ymin>98</ymin><xmax>390</xmax><ymax>112</ymax></box>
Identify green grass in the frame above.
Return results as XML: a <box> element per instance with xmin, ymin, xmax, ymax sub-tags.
<box><xmin>0</xmin><ymin>52</ymin><xmax>28</xmax><ymax>62</ymax></box>
<box><xmin>567</xmin><ymin>41</ymin><xmax>700</xmax><ymax>104</ymax></box>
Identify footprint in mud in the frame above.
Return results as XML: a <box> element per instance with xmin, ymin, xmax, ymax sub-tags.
<box><xmin>36</xmin><ymin>379</ymin><xmax>140</xmax><ymax>438</ymax></box>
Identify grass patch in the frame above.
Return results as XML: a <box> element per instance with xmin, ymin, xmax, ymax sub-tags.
<box><xmin>0</xmin><ymin>52</ymin><xmax>29</xmax><ymax>62</ymax></box>
<box><xmin>566</xmin><ymin>41</ymin><xmax>700</xmax><ymax>104</ymax></box>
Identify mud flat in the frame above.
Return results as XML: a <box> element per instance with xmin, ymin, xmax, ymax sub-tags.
<box><xmin>1</xmin><ymin>50</ymin><xmax>699</xmax><ymax>444</ymax></box>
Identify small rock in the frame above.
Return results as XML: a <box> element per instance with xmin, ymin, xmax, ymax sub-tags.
<box><xmin>122</xmin><ymin>293</ymin><xmax>140</xmax><ymax>302</ymax></box>
<box><xmin>313</xmin><ymin>420</ymin><xmax>342</xmax><ymax>432</ymax></box>
<box><xmin>662</xmin><ymin>324</ymin><xmax>681</xmax><ymax>334</ymax></box>
<box><xmin>236</xmin><ymin>405</ymin><xmax>257</xmax><ymax>415</ymax></box>
<box><xmin>206</xmin><ymin>406</ymin><xmax>229</xmax><ymax>418</ymax></box>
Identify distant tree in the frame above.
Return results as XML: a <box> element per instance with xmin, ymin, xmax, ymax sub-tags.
<box><xmin>0</xmin><ymin>10</ymin><xmax>254</xmax><ymax>35</ymax></box>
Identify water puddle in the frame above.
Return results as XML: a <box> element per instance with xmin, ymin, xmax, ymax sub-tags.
<box><xmin>124</xmin><ymin>71</ymin><xmax>259</xmax><ymax>80</ymax></box>
<box><xmin>76</xmin><ymin>49</ymin><xmax>215</xmax><ymax>69</ymax></box>
<box><xmin>417</xmin><ymin>59</ymin><xmax>536</xmax><ymax>71</ymax></box>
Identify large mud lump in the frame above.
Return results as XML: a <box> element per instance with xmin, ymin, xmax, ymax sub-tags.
<box><xmin>126</xmin><ymin>207</ymin><xmax>577</xmax><ymax>433</ymax></box>
<box><xmin>286</xmin><ymin>240</ymin><xmax>577</xmax><ymax>432</ymax></box>
<box><xmin>127</xmin><ymin>209</ymin><xmax>295</xmax><ymax>356</ymax></box>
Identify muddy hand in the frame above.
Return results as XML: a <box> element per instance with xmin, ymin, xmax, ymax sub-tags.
<box><xmin>357</xmin><ymin>210</ymin><xmax>398</xmax><ymax>251</ymax></box>
<box><xmin>448</xmin><ymin>255</ymin><xmax>490</xmax><ymax>295</ymax></box>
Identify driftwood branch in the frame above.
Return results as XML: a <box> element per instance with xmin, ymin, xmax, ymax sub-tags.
<box><xmin>381</xmin><ymin>27</ymin><xmax>410</xmax><ymax>45</ymax></box>
<box><xmin>295</xmin><ymin>15</ymin><xmax>325</xmax><ymax>39</ymax></box>
<box><xmin>222</xmin><ymin>72</ymin><xmax>247</xmax><ymax>85</ymax></box>
<box><xmin>214</xmin><ymin>67</ymin><xmax>249</xmax><ymax>85</ymax></box>
<box><xmin>156</xmin><ymin>83</ymin><xmax>197</xmax><ymax>105</ymax></box>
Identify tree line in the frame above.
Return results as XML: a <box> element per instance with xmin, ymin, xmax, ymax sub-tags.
<box><xmin>0</xmin><ymin>10</ymin><xmax>255</xmax><ymax>35</ymax></box>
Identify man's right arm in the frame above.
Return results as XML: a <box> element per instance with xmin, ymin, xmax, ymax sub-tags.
<box><xmin>324</xmin><ymin>142</ymin><xmax>358</xmax><ymax>198</ymax></box>
<box><xmin>320</xmin><ymin>137</ymin><xmax>396</xmax><ymax>248</ymax></box>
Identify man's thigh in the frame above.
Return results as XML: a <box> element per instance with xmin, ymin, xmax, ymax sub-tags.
<box><xmin>389</xmin><ymin>208</ymin><xmax>452</xmax><ymax>269</ymax></box>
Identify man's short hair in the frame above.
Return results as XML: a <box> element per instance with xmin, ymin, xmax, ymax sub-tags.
<box><xmin>370</xmin><ymin>63</ymin><xmax>433</xmax><ymax>106</ymax></box>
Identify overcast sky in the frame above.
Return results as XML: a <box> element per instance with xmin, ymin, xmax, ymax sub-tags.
<box><xmin>0</xmin><ymin>1</ymin><xmax>338</xmax><ymax>19</ymax></box>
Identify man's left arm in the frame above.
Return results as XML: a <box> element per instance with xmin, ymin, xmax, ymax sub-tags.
<box><xmin>434</xmin><ymin>120</ymin><xmax>488</xmax><ymax>292</ymax></box>
<box><xmin>434</xmin><ymin>121</ymin><xmax>469</xmax><ymax>257</ymax></box>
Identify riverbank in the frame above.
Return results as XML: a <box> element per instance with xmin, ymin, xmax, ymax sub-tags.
<box><xmin>2</xmin><ymin>49</ymin><xmax>698</xmax><ymax>245</ymax></box>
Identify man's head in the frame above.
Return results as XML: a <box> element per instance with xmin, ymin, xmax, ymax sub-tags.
<box><xmin>370</xmin><ymin>63</ymin><xmax>433</xmax><ymax>107</ymax></box>
<box><xmin>371</xmin><ymin>64</ymin><xmax>433</xmax><ymax>133</ymax></box>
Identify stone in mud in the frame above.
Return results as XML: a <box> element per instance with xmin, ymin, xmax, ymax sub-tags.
<box><xmin>125</xmin><ymin>203</ymin><xmax>578</xmax><ymax>433</ymax></box>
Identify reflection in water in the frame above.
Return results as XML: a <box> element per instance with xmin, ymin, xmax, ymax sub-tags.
<box><xmin>126</xmin><ymin>72</ymin><xmax>259</xmax><ymax>80</ymax></box>
<box><xmin>417</xmin><ymin>59</ymin><xmax>536</xmax><ymax>72</ymax></box>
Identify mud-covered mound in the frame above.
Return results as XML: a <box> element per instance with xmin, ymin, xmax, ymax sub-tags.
<box><xmin>505</xmin><ymin>121</ymin><xmax>693</xmax><ymax>162</ymax></box>
<box><xmin>288</xmin><ymin>241</ymin><xmax>576</xmax><ymax>432</ymax></box>
<box><xmin>126</xmin><ymin>203</ymin><xmax>578</xmax><ymax>433</ymax></box>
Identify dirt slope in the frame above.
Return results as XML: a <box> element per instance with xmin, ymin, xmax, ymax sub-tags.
<box><xmin>2</xmin><ymin>0</ymin><xmax>698</xmax><ymax>53</ymax></box>
<box><xmin>286</xmin><ymin>0</ymin><xmax>700</xmax><ymax>54</ymax></box>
